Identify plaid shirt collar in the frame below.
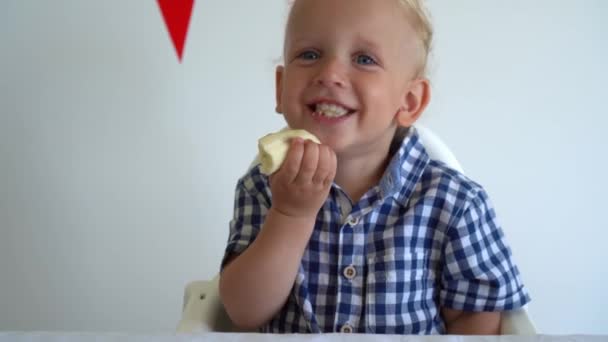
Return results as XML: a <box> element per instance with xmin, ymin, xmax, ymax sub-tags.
<box><xmin>348</xmin><ymin>127</ymin><xmax>431</xmax><ymax>211</ymax></box>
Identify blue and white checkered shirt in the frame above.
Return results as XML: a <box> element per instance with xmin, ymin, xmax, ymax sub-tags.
<box><xmin>222</xmin><ymin>128</ymin><xmax>530</xmax><ymax>334</ymax></box>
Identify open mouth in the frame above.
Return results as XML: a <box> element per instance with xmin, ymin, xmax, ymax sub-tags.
<box><xmin>307</xmin><ymin>101</ymin><xmax>356</xmax><ymax>119</ymax></box>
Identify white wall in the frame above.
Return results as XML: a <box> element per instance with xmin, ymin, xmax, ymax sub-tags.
<box><xmin>1</xmin><ymin>0</ymin><xmax>606</xmax><ymax>334</ymax></box>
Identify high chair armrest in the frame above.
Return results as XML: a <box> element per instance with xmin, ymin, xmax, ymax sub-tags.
<box><xmin>500</xmin><ymin>307</ymin><xmax>537</xmax><ymax>335</ymax></box>
<box><xmin>176</xmin><ymin>275</ymin><xmax>234</xmax><ymax>333</ymax></box>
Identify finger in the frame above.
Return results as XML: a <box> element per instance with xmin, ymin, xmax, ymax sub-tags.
<box><xmin>312</xmin><ymin>145</ymin><xmax>331</xmax><ymax>185</ymax></box>
<box><xmin>323</xmin><ymin>148</ymin><xmax>337</xmax><ymax>188</ymax></box>
<box><xmin>279</xmin><ymin>138</ymin><xmax>304</xmax><ymax>183</ymax></box>
<box><xmin>294</xmin><ymin>140</ymin><xmax>319</xmax><ymax>184</ymax></box>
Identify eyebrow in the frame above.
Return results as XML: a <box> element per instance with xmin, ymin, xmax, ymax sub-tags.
<box><xmin>353</xmin><ymin>35</ymin><xmax>385</xmax><ymax>55</ymax></box>
<box><xmin>288</xmin><ymin>35</ymin><xmax>383</xmax><ymax>51</ymax></box>
<box><xmin>287</xmin><ymin>36</ymin><xmax>317</xmax><ymax>47</ymax></box>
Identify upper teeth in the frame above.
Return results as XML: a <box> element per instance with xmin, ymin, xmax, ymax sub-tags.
<box><xmin>315</xmin><ymin>103</ymin><xmax>349</xmax><ymax>117</ymax></box>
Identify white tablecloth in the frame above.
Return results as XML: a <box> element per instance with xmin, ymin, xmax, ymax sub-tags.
<box><xmin>0</xmin><ymin>333</ymin><xmax>605</xmax><ymax>342</ymax></box>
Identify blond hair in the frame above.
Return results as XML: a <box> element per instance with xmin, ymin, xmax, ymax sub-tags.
<box><xmin>397</xmin><ymin>0</ymin><xmax>434</xmax><ymax>77</ymax></box>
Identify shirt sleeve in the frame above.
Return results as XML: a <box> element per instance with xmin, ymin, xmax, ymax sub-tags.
<box><xmin>439</xmin><ymin>189</ymin><xmax>531</xmax><ymax>312</ymax></box>
<box><xmin>220</xmin><ymin>173</ymin><xmax>270</xmax><ymax>271</ymax></box>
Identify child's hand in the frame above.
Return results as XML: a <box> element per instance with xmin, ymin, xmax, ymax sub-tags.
<box><xmin>269</xmin><ymin>138</ymin><xmax>337</xmax><ymax>219</ymax></box>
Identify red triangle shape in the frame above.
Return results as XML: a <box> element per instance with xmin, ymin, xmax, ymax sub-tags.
<box><xmin>158</xmin><ymin>0</ymin><xmax>194</xmax><ymax>62</ymax></box>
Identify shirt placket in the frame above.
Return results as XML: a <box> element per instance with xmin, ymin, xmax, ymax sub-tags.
<box><xmin>334</xmin><ymin>197</ymin><xmax>367</xmax><ymax>333</ymax></box>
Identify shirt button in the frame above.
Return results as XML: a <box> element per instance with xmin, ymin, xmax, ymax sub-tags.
<box><xmin>340</xmin><ymin>323</ymin><xmax>353</xmax><ymax>333</ymax></box>
<box><xmin>343</xmin><ymin>265</ymin><xmax>357</xmax><ymax>280</ymax></box>
<box><xmin>347</xmin><ymin>217</ymin><xmax>359</xmax><ymax>226</ymax></box>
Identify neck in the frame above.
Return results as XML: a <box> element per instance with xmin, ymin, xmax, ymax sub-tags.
<box><xmin>334</xmin><ymin>130</ymin><xmax>398</xmax><ymax>203</ymax></box>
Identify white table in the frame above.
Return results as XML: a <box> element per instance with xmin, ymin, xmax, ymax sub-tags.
<box><xmin>0</xmin><ymin>333</ymin><xmax>605</xmax><ymax>342</ymax></box>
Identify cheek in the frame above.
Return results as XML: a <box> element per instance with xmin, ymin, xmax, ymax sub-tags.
<box><xmin>282</xmin><ymin>79</ymin><xmax>306</xmax><ymax>104</ymax></box>
<box><xmin>358</xmin><ymin>77</ymin><xmax>397</xmax><ymax>102</ymax></box>
<box><xmin>362</xmin><ymin>88</ymin><xmax>398</xmax><ymax>110</ymax></box>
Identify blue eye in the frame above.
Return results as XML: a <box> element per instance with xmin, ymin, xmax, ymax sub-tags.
<box><xmin>298</xmin><ymin>51</ymin><xmax>320</xmax><ymax>60</ymax></box>
<box><xmin>355</xmin><ymin>54</ymin><xmax>377</xmax><ymax>65</ymax></box>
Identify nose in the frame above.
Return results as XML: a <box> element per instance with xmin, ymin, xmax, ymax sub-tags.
<box><xmin>314</xmin><ymin>57</ymin><xmax>347</xmax><ymax>88</ymax></box>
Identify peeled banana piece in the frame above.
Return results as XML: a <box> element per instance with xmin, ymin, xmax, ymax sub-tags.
<box><xmin>258</xmin><ymin>129</ymin><xmax>320</xmax><ymax>175</ymax></box>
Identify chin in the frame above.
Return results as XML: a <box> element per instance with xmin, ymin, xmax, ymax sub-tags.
<box><xmin>321</xmin><ymin>138</ymin><xmax>350</xmax><ymax>154</ymax></box>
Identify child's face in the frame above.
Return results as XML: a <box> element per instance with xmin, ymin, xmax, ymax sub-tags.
<box><xmin>276</xmin><ymin>0</ymin><xmax>424</xmax><ymax>156</ymax></box>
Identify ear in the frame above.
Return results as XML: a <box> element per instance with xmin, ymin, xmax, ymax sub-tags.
<box><xmin>275</xmin><ymin>66</ymin><xmax>285</xmax><ymax>114</ymax></box>
<box><xmin>396</xmin><ymin>78</ymin><xmax>431</xmax><ymax>127</ymax></box>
